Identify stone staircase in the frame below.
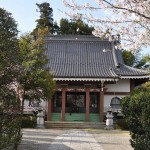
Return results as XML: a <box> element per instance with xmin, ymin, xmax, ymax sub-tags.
<box><xmin>44</xmin><ymin>121</ymin><xmax>105</xmax><ymax>129</ymax></box>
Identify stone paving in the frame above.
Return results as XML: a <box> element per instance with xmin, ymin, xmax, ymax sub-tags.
<box><xmin>88</xmin><ymin>129</ymin><xmax>133</xmax><ymax>150</ymax></box>
<box><xmin>18</xmin><ymin>129</ymin><xmax>133</xmax><ymax>150</ymax></box>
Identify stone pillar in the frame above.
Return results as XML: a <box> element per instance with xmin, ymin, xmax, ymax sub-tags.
<box><xmin>100</xmin><ymin>82</ymin><xmax>104</xmax><ymax>122</ymax></box>
<box><xmin>85</xmin><ymin>88</ymin><xmax>90</xmax><ymax>122</ymax></box>
<box><xmin>47</xmin><ymin>100</ymin><xmax>52</xmax><ymax>121</ymax></box>
<box><xmin>61</xmin><ymin>88</ymin><xmax>66</xmax><ymax>121</ymax></box>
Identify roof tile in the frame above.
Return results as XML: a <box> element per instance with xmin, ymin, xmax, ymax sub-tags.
<box><xmin>45</xmin><ymin>35</ymin><xmax>149</xmax><ymax>79</ymax></box>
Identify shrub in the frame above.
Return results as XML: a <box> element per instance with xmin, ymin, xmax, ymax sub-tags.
<box><xmin>121</xmin><ymin>82</ymin><xmax>150</xmax><ymax>150</ymax></box>
<box><xmin>115</xmin><ymin>119</ymin><xmax>129</xmax><ymax>130</ymax></box>
<box><xmin>0</xmin><ymin>114</ymin><xmax>22</xmax><ymax>150</ymax></box>
<box><xmin>21</xmin><ymin>116</ymin><xmax>36</xmax><ymax>128</ymax></box>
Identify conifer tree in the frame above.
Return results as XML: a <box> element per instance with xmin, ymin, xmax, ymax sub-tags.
<box><xmin>33</xmin><ymin>2</ymin><xmax>54</xmax><ymax>34</ymax></box>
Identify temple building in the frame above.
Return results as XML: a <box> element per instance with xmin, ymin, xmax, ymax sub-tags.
<box><xmin>44</xmin><ymin>35</ymin><xmax>149</xmax><ymax>122</ymax></box>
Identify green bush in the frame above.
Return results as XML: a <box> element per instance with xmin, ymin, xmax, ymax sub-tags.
<box><xmin>115</xmin><ymin>119</ymin><xmax>129</xmax><ymax>130</ymax></box>
<box><xmin>121</xmin><ymin>82</ymin><xmax>150</xmax><ymax>150</ymax></box>
<box><xmin>21</xmin><ymin>116</ymin><xmax>36</xmax><ymax>128</ymax></box>
<box><xmin>0</xmin><ymin>114</ymin><xmax>22</xmax><ymax>150</ymax></box>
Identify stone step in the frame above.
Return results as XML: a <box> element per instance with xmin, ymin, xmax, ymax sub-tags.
<box><xmin>44</xmin><ymin>121</ymin><xmax>105</xmax><ymax>129</ymax></box>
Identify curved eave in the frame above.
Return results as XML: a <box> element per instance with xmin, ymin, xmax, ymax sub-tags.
<box><xmin>53</xmin><ymin>77</ymin><xmax>118</xmax><ymax>82</ymax></box>
<box><xmin>120</xmin><ymin>75</ymin><xmax>150</xmax><ymax>79</ymax></box>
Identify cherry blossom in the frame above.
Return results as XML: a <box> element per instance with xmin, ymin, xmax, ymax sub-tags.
<box><xmin>62</xmin><ymin>0</ymin><xmax>150</xmax><ymax>52</ymax></box>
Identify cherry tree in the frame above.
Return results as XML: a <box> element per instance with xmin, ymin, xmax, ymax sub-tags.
<box><xmin>62</xmin><ymin>0</ymin><xmax>150</xmax><ymax>51</ymax></box>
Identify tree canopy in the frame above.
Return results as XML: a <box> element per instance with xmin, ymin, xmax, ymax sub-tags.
<box><xmin>18</xmin><ymin>28</ymin><xmax>56</xmax><ymax>114</ymax></box>
<box><xmin>59</xmin><ymin>18</ymin><xmax>94</xmax><ymax>35</ymax></box>
<box><xmin>33</xmin><ymin>2</ymin><xmax>94</xmax><ymax>35</ymax></box>
<box><xmin>33</xmin><ymin>2</ymin><xmax>54</xmax><ymax>34</ymax></box>
<box><xmin>0</xmin><ymin>7</ymin><xmax>56</xmax><ymax>149</ymax></box>
<box><xmin>122</xmin><ymin>50</ymin><xmax>135</xmax><ymax>67</ymax></box>
<box><xmin>135</xmin><ymin>54</ymin><xmax>150</xmax><ymax>69</ymax></box>
<box><xmin>63</xmin><ymin>0</ymin><xmax>150</xmax><ymax>51</ymax></box>
<box><xmin>122</xmin><ymin>50</ymin><xmax>150</xmax><ymax>70</ymax></box>
<box><xmin>121</xmin><ymin>81</ymin><xmax>150</xmax><ymax>150</ymax></box>
<box><xmin>0</xmin><ymin>8</ymin><xmax>21</xmax><ymax>150</ymax></box>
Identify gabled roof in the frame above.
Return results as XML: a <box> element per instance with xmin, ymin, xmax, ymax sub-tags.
<box><xmin>44</xmin><ymin>35</ymin><xmax>149</xmax><ymax>81</ymax></box>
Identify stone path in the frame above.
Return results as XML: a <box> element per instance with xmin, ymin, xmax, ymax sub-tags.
<box><xmin>48</xmin><ymin>129</ymin><xmax>103</xmax><ymax>150</ymax></box>
<box><xmin>18</xmin><ymin>129</ymin><xmax>133</xmax><ymax>150</ymax></box>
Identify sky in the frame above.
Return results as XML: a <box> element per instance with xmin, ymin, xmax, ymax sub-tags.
<box><xmin>0</xmin><ymin>0</ymin><xmax>149</xmax><ymax>55</ymax></box>
<box><xmin>0</xmin><ymin>0</ymin><xmax>66</xmax><ymax>34</ymax></box>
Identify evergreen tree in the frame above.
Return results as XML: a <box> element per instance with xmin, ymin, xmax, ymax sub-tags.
<box><xmin>122</xmin><ymin>82</ymin><xmax>150</xmax><ymax>150</ymax></box>
<box><xmin>18</xmin><ymin>28</ymin><xmax>56</xmax><ymax>115</ymax></box>
<box><xmin>59</xmin><ymin>18</ymin><xmax>94</xmax><ymax>35</ymax></box>
<box><xmin>53</xmin><ymin>21</ymin><xmax>60</xmax><ymax>34</ymax></box>
<box><xmin>33</xmin><ymin>2</ymin><xmax>54</xmax><ymax>34</ymax></box>
<box><xmin>122</xmin><ymin>50</ymin><xmax>150</xmax><ymax>70</ymax></box>
<box><xmin>0</xmin><ymin>8</ymin><xmax>21</xmax><ymax>150</ymax></box>
<box><xmin>135</xmin><ymin>54</ymin><xmax>150</xmax><ymax>69</ymax></box>
<box><xmin>0</xmin><ymin>8</ymin><xmax>56</xmax><ymax>149</ymax></box>
<box><xmin>122</xmin><ymin>50</ymin><xmax>135</xmax><ymax>67</ymax></box>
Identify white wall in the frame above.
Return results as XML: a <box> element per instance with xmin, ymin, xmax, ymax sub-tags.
<box><xmin>104</xmin><ymin>95</ymin><xmax>126</xmax><ymax>112</ymax></box>
<box><xmin>23</xmin><ymin>100</ymin><xmax>48</xmax><ymax>113</ymax></box>
<box><xmin>105</xmin><ymin>79</ymin><xmax>130</xmax><ymax>92</ymax></box>
<box><xmin>104</xmin><ymin>79</ymin><xmax>130</xmax><ymax>112</ymax></box>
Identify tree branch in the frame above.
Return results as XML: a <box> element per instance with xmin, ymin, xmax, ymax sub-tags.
<box><xmin>103</xmin><ymin>0</ymin><xmax>150</xmax><ymax>20</ymax></box>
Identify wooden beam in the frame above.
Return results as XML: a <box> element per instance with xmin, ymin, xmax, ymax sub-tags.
<box><xmin>104</xmin><ymin>92</ymin><xmax>130</xmax><ymax>95</ymax></box>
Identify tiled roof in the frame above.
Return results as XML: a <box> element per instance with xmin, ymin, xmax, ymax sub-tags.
<box><xmin>44</xmin><ymin>35</ymin><xmax>149</xmax><ymax>79</ymax></box>
<box><xmin>116</xmin><ymin>64</ymin><xmax>149</xmax><ymax>77</ymax></box>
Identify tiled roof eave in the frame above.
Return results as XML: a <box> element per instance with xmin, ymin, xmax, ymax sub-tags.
<box><xmin>53</xmin><ymin>77</ymin><xmax>118</xmax><ymax>82</ymax></box>
<box><xmin>120</xmin><ymin>75</ymin><xmax>150</xmax><ymax>79</ymax></box>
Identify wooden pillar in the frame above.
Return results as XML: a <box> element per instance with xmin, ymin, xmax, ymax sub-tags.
<box><xmin>47</xmin><ymin>100</ymin><xmax>52</xmax><ymax>121</ymax></box>
<box><xmin>100</xmin><ymin>82</ymin><xmax>104</xmax><ymax>122</ymax></box>
<box><xmin>130</xmin><ymin>79</ymin><xmax>135</xmax><ymax>93</ymax></box>
<box><xmin>61</xmin><ymin>88</ymin><xmax>66</xmax><ymax>121</ymax></box>
<box><xmin>85</xmin><ymin>88</ymin><xmax>90</xmax><ymax>122</ymax></box>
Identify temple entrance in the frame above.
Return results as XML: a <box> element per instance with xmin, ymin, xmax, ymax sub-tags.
<box><xmin>90</xmin><ymin>92</ymin><xmax>99</xmax><ymax>113</ymax></box>
<box><xmin>66</xmin><ymin>92</ymin><xmax>86</xmax><ymax>113</ymax></box>
<box><xmin>51</xmin><ymin>91</ymin><xmax>100</xmax><ymax>122</ymax></box>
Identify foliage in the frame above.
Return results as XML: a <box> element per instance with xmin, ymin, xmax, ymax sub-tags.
<box><xmin>140</xmin><ymin>81</ymin><xmax>150</xmax><ymax>91</ymax></box>
<box><xmin>33</xmin><ymin>2</ymin><xmax>94</xmax><ymax>35</ymax></box>
<box><xmin>0</xmin><ymin>114</ymin><xmax>22</xmax><ymax>150</ymax></box>
<box><xmin>53</xmin><ymin>21</ymin><xmax>60</xmax><ymax>34</ymax></box>
<box><xmin>122</xmin><ymin>50</ymin><xmax>150</xmax><ymax>69</ymax></box>
<box><xmin>0</xmin><ymin>8</ymin><xmax>21</xmax><ymax>150</ymax></box>
<box><xmin>18</xmin><ymin>28</ymin><xmax>56</xmax><ymax>115</ymax></box>
<box><xmin>121</xmin><ymin>82</ymin><xmax>150</xmax><ymax>150</ymax></box>
<box><xmin>135</xmin><ymin>54</ymin><xmax>150</xmax><ymax>69</ymax></box>
<box><xmin>33</xmin><ymin>2</ymin><xmax>54</xmax><ymax>34</ymax></box>
<box><xmin>0</xmin><ymin>7</ymin><xmax>56</xmax><ymax>150</ymax></box>
<box><xmin>59</xmin><ymin>18</ymin><xmax>94</xmax><ymax>35</ymax></box>
<box><xmin>63</xmin><ymin>0</ymin><xmax>150</xmax><ymax>51</ymax></box>
<box><xmin>122</xmin><ymin>50</ymin><xmax>135</xmax><ymax>66</ymax></box>
<box><xmin>21</xmin><ymin>116</ymin><xmax>36</xmax><ymax>128</ymax></box>
<box><xmin>115</xmin><ymin>119</ymin><xmax>129</xmax><ymax>130</ymax></box>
